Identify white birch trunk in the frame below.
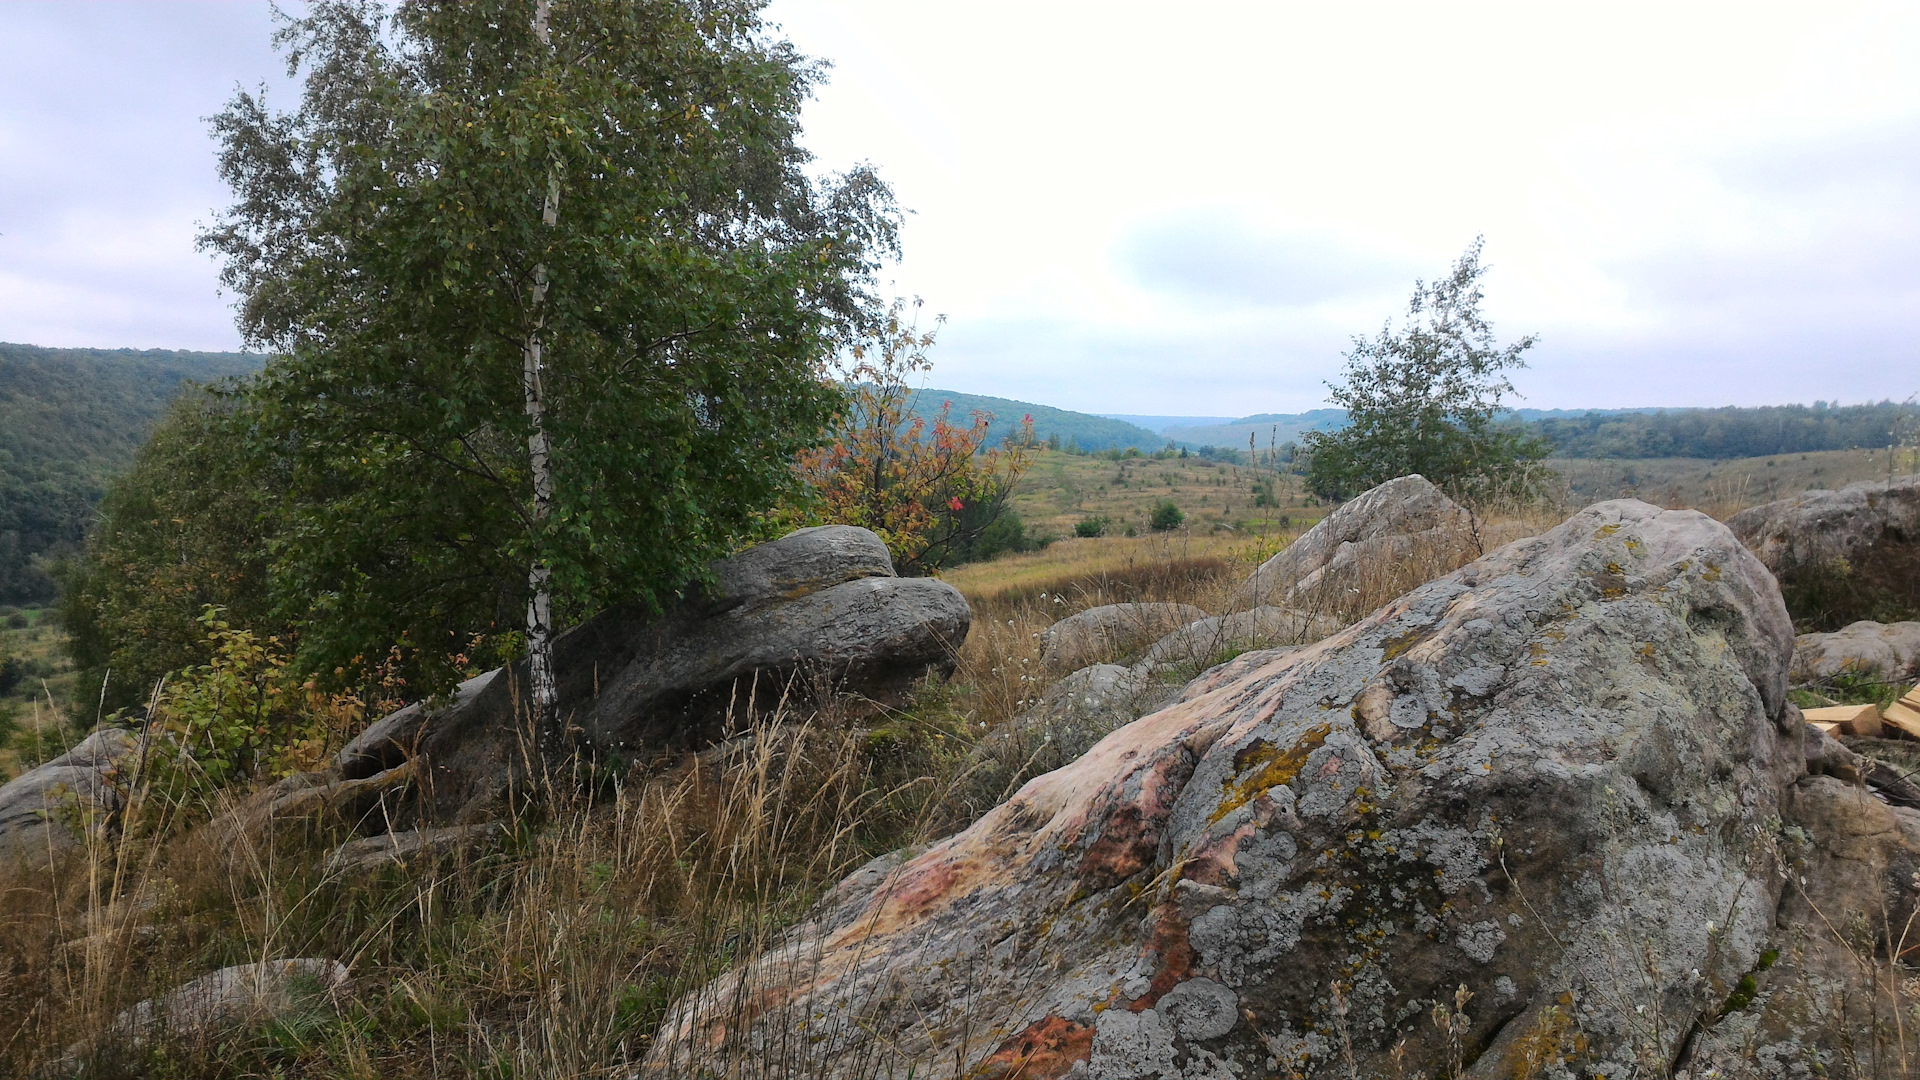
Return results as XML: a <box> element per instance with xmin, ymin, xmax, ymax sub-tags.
<box><xmin>525</xmin><ymin>0</ymin><xmax>560</xmax><ymax>741</ymax></box>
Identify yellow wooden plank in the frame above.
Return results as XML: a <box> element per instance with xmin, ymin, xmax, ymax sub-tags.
<box><xmin>1882</xmin><ymin>686</ymin><xmax>1920</xmax><ymax>739</ymax></box>
<box><xmin>1803</xmin><ymin>703</ymin><xmax>1883</xmax><ymax>738</ymax></box>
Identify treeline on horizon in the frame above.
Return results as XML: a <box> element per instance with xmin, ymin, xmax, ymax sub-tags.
<box><xmin>1526</xmin><ymin>400</ymin><xmax>1917</xmax><ymax>461</ymax></box>
<box><xmin>0</xmin><ymin>341</ymin><xmax>1914</xmax><ymax>606</ymax></box>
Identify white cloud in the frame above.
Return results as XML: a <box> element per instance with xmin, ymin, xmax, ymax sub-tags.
<box><xmin>1</xmin><ymin>1</ymin><xmax>1915</xmax><ymax>412</ymax></box>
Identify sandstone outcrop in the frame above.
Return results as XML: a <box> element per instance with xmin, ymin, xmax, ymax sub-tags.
<box><xmin>1239</xmin><ymin>473</ymin><xmax>1477</xmax><ymax>617</ymax></box>
<box><xmin>0</xmin><ymin>728</ymin><xmax>138</xmax><ymax>870</ymax></box>
<box><xmin>1730</xmin><ymin>475</ymin><xmax>1920</xmax><ymax>629</ymax></box>
<box><xmin>649</xmin><ymin>500</ymin><xmax>1804</xmax><ymax>1079</ymax></box>
<box><xmin>1790</xmin><ymin>619</ymin><xmax>1920</xmax><ymax>685</ymax></box>
<box><xmin>339</xmin><ymin>525</ymin><xmax>970</xmax><ymax>822</ymax></box>
<box><xmin>1039</xmin><ymin>603</ymin><xmax>1209</xmax><ymax>671</ymax></box>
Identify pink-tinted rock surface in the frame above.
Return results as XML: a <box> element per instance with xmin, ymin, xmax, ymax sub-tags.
<box><xmin>649</xmin><ymin>499</ymin><xmax>1804</xmax><ymax>1079</ymax></box>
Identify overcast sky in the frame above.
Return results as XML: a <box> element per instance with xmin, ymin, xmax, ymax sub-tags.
<box><xmin>1</xmin><ymin>2</ymin><xmax>1915</xmax><ymax>414</ymax></box>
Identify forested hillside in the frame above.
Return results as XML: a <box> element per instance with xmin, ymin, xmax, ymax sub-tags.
<box><xmin>0</xmin><ymin>344</ymin><xmax>261</xmax><ymax>603</ymax></box>
<box><xmin>1162</xmin><ymin>402</ymin><xmax>1916</xmax><ymax>461</ymax></box>
<box><xmin>904</xmin><ymin>387</ymin><xmax>1162</xmax><ymax>451</ymax></box>
<box><xmin>1534</xmin><ymin>401</ymin><xmax>1915</xmax><ymax>459</ymax></box>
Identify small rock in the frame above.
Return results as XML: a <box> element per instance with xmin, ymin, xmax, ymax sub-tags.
<box><xmin>1238</xmin><ymin>473</ymin><xmax>1477</xmax><ymax>615</ymax></box>
<box><xmin>1790</xmin><ymin>619</ymin><xmax>1920</xmax><ymax>684</ymax></box>
<box><xmin>0</xmin><ymin>728</ymin><xmax>139</xmax><ymax>871</ymax></box>
<box><xmin>325</xmin><ymin>823</ymin><xmax>500</xmax><ymax>875</ymax></box>
<box><xmin>58</xmin><ymin>958</ymin><xmax>348</xmax><ymax>1067</ymax></box>
<box><xmin>1140</xmin><ymin>606</ymin><xmax>1339</xmax><ymax>669</ymax></box>
<box><xmin>1038</xmin><ymin>603</ymin><xmax>1207</xmax><ymax>670</ymax></box>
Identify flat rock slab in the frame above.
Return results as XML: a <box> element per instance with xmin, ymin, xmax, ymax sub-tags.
<box><xmin>648</xmin><ymin>500</ymin><xmax>1800</xmax><ymax>1079</ymax></box>
<box><xmin>326</xmin><ymin>823</ymin><xmax>500</xmax><ymax>875</ymax></box>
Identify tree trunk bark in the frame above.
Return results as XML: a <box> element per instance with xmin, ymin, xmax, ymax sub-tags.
<box><xmin>525</xmin><ymin>0</ymin><xmax>560</xmax><ymax>747</ymax></box>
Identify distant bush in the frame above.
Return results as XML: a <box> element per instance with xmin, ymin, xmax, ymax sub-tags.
<box><xmin>1150</xmin><ymin>502</ymin><xmax>1185</xmax><ymax>531</ymax></box>
<box><xmin>4</xmin><ymin>613</ymin><xmax>26</xmax><ymax>630</ymax></box>
<box><xmin>949</xmin><ymin>507</ymin><xmax>1050</xmax><ymax>565</ymax></box>
<box><xmin>1074</xmin><ymin>516</ymin><xmax>1110</xmax><ymax>538</ymax></box>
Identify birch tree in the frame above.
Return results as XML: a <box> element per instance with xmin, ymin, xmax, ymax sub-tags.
<box><xmin>200</xmin><ymin>0</ymin><xmax>896</xmax><ymax>739</ymax></box>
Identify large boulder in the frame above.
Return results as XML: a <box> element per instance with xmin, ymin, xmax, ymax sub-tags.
<box><xmin>0</xmin><ymin>728</ymin><xmax>138</xmax><ymax>871</ymax></box>
<box><xmin>1039</xmin><ymin>603</ymin><xmax>1209</xmax><ymax>670</ymax></box>
<box><xmin>1730</xmin><ymin>475</ymin><xmax>1920</xmax><ymax>630</ymax></box>
<box><xmin>1240</xmin><ymin>473</ymin><xmax>1477</xmax><ymax>618</ymax></box>
<box><xmin>648</xmin><ymin>500</ymin><xmax>1802</xmax><ymax>1079</ymax></box>
<box><xmin>339</xmin><ymin>526</ymin><xmax>970</xmax><ymax>821</ymax></box>
<box><xmin>1790</xmin><ymin>619</ymin><xmax>1920</xmax><ymax>685</ymax></box>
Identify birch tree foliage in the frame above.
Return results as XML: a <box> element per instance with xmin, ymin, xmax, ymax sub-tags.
<box><xmin>200</xmin><ymin>0</ymin><xmax>897</xmax><ymax>696</ymax></box>
<box><xmin>1303</xmin><ymin>238</ymin><xmax>1549</xmax><ymax>503</ymax></box>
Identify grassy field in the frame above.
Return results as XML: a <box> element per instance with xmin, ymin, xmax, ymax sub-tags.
<box><xmin>1005</xmin><ymin>449</ymin><xmax>1320</xmax><ymax>540</ymax></box>
<box><xmin>0</xmin><ymin>605</ymin><xmax>79</xmax><ymax>777</ymax></box>
<box><xmin>1002</xmin><ymin>445</ymin><xmax>1910</xmax><ymax>546</ymax></box>
<box><xmin>1553</xmin><ymin>446</ymin><xmax>1905</xmax><ymax>514</ymax></box>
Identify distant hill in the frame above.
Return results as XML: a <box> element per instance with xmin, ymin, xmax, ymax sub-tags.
<box><xmin>904</xmin><ymin>388</ymin><xmax>1162</xmax><ymax>452</ymax></box>
<box><xmin>1161</xmin><ymin>409</ymin><xmax>1350</xmax><ymax>450</ymax></box>
<box><xmin>0</xmin><ymin>344</ymin><xmax>263</xmax><ymax>603</ymax></box>
<box><xmin>1099</xmin><ymin>414</ymin><xmax>1237</xmax><ymax>435</ymax></box>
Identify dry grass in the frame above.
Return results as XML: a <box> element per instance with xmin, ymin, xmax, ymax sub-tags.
<box><xmin>1</xmin><ymin>687</ymin><xmax>992</xmax><ymax>1079</ymax></box>
<box><xmin>11</xmin><ymin>491</ymin><xmax>1913</xmax><ymax>1078</ymax></box>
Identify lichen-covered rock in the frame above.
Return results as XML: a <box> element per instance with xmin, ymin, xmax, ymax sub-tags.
<box><xmin>647</xmin><ymin>500</ymin><xmax>1801</xmax><ymax>1079</ymax></box>
<box><xmin>1039</xmin><ymin>603</ymin><xmax>1209</xmax><ymax>671</ymax></box>
<box><xmin>1687</xmin><ymin>773</ymin><xmax>1920</xmax><ymax>1077</ymax></box>
<box><xmin>1730</xmin><ymin>475</ymin><xmax>1920</xmax><ymax>630</ymax></box>
<box><xmin>1239</xmin><ymin>473</ymin><xmax>1476</xmax><ymax>615</ymax></box>
<box><xmin>0</xmin><ymin>728</ymin><xmax>138</xmax><ymax>871</ymax></box>
<box><xmin>1141</xmin><ymin>606</ymin><xmax>1340</xmax><ymax>670</ymax></box>
<box><xmin>338</xmin><ymin>526</ymin><xmax>970</xmax><ymax>821</ymax></box>
<box><xmin>1790</xmin><ymin>619</ymin><xmax>1920</xmax><ymax>684</ymax></box>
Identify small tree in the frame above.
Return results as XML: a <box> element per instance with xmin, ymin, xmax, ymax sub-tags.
<box><xmin>1150</xmin><ymin>501</ymin><xmax>1185</xmax><ymax>531</ymax></box>
<box><xmin>797</xmin><ymin>300</ymin><xmax>1032</xmax><ymax>574</ymax></box>
<box><xmin>1304</xmin><ymin>238</ymin><xmax>1548</xmax><ymax>502</ymax></box>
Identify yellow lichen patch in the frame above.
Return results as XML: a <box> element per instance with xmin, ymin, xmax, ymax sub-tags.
<box><xmin>1208</xmin><ymin>723</ymin><xmax>1331</xmax><ymax>825</ymax></box>
<box><xmin>1382</xmin><ymin>624</ymin><xmax>1436</xmax><ymax>660</ymax></box>
<box><xmin>1595</xmin><ymin>523</ymin><xmax>1621</xmax><ymax>538</ymax></box>
<box><xmin>1701</xmin><ymin>562</ymin><xmax>1722</xmax><ymax>582</ymax></box>
<box><xmin>1496</xmin><ymin>994</ymin><xmax>1588</xmax><ymax>1080</ymax></box>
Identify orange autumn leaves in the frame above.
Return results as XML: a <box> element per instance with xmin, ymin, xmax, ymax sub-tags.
<box><xmin>798</xmin><ymin>301</ymin><xmax>1033</xmax><ymax>575</ymax></box>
